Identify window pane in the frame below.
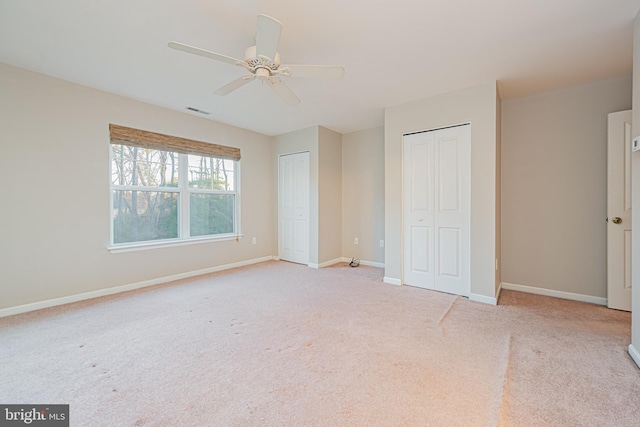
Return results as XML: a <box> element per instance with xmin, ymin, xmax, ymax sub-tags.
<box><xmin>187</xmin><ymin>155</ymin><xmax>234</xmax><ymax>190</ymax></box>
<box><xmin>111</xmin><ymin>145</ymin><xmax>178</xmax><ymax>187</ymax></box>
<box><xmin>113</xmin><ymin>190</ymin><xmax>179</xmax><ymax>244</ymax></box>
<box><xmin>190</xmin><ymin>194</ymin><xmax>235</xmax><ymax>237</ymax></box>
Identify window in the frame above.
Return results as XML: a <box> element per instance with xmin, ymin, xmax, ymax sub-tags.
<box><xmin>109</xmin><ymin>124</ymin><xmax>241</xmax><ymax>248</ymax></box>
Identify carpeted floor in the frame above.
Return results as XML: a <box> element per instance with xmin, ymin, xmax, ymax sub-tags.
<box><xmin>1</xmin><ymin>261</ymin><xmax>638</xmax><ymax>426</ymax></box>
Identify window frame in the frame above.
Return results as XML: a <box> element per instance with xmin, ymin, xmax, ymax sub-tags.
<box><xmin>108</xmin><ymin>140</ymin><xmax>242</xmax><ymax>253</ymax></box>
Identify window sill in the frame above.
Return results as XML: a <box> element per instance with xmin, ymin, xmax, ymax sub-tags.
<box><xmin>108</xmin><ymin>234</ymin><xmax>244</xmax><ymax>254</ymax></box>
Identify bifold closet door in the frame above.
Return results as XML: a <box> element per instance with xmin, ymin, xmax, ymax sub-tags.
<box><xmin>403</xmin><ymin>125</ymin><xmax>470</xmax><ymax>296</ymax></box>
<box><xmin>279</xmin><ymin>152</ymin><xmax>310</xmax><ymax>265</ymax></box>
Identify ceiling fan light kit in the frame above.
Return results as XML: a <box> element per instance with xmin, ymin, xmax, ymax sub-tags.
<box><xmin>168</xmin><ymin>14</ymin><xmax>344</xmax><ymax>106</ymax></box>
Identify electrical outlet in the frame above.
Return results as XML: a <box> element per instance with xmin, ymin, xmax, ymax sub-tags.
<box><xmin>354</xmin><ymin>237</ymin><xmax>359</xmax><ymax>245</ymax></box>
<box><xmin>380</xmin><ymin>240</ymin><xmax>384</xmax><ymax>248</ymax></box>
<box><xmin>252</xmin><ymin>237</ymin><xmax>257</xmax><ymax>245</ymax></box>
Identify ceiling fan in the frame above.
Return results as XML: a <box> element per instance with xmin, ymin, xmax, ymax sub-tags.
<box><xmin>168</xmin><ymin>14</ymin><xmax>345</xmax><ymax>106</ymax></box>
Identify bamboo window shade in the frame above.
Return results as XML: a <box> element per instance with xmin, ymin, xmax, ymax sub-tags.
<box><xmin>109</xmin><ymin>124</ymin><xmax>241</xmax><ymax>161</ymax></box>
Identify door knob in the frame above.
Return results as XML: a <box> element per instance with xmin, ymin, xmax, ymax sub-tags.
<box><xmin>612</xmin><ymin>217</ymin><xmax>622</xmax><ymax>224</ymax></box>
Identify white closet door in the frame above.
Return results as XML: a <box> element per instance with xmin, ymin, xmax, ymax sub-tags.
<box><xmin>403</xmin><ymin>131</ymin><xmax>436</xmax><ymax>288</ymax></box>
<box><xmin>403</xmin><ymin>125</ymin><xmax>470</xmax><ymax>296</ymax></box>
<box><xmin>607</xmin><ymin>110</ymin><xmax>632</xmax><ymax>311</ymax></box>
<box><xmin>279</xmin><ymin>152</ymin><xmax>309</xmax><ymax>265</ymax></box>
<box><xmin>432</xmin><ymin>125</ymin><xmax>470</xmax><ymax>296</ymax></box>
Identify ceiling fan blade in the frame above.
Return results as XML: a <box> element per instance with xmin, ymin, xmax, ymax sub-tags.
<box><xmin>168</xmin><ymin>42</ymin><xmax>245</xmax><ymax>66</ymax></box>
<box><xmin>268</xmin><ymin>77</ymin><xmax>300</xmax><ymax>106</ymax></box>
<box><xmin>281</xmin><ymin>65</ymin><xmax>345</xmax><ymax>79</ymax></box>
<box><xmin>214</xmin><ymin>76</ymin><xmax>255</xmax><ymax>96</ymax></box>
<box><xmin>255</xmin><ymin>15</ymin><xmax>282</xmax><ymax>60</ymax></box>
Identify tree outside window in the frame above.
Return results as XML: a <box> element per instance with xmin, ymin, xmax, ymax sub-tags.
<box><xmin>110</xmin><ymin>144</ymin><xmax>237</xmax><ymax>245</ymax></box>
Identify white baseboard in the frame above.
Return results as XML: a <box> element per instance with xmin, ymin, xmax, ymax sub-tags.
<box><xmin>629</xmin><ymin>344</ymin><xmax>640</xmax><ymax>369</ymax></box>
<box><xmin>501</xmin><ymin>282</ymin><xmax>607</xmax><ymax>306</ymax></box>
<box><xmin>383</xmin><ymin>277</ymin><xmax>401</xmax><ymax>286</ymax></box>
<box><xmin>470</xmin><ymin>282</ymin><xmax>502</xmax><ymax>305</ymax></box>
<box><xmin>340</xmin><ymin>257</ymin><xmax>384</xmax><ymax>268</ymax></box>
<box><xmin>363</xmin><ymin>261</ymin><xmax>385</xmax><ymax>268</ymax></box>
<box><xmin>309</xmin><ymin>258</ymin><xmax>385</xmax><ymax>269</ymax></box>
<box><xmin>469</xmin><ymin>292</ymin><xmax>498</xmax><ymax>305</ymax></box>
<box><xmin>319</xmin><ymin>258</ymin><xmax>344</xmax><ymax>268</ymax></box>
<box><xmin>0</xmin><ymin>256</ymin><xmax>276</xmax><ymax>318</ymax></box>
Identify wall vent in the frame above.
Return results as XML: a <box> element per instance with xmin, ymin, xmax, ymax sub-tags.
<box><xmin>185</xmin><ymin>106</ymin><xmax>211</xmax><ymax>115</ymax></box>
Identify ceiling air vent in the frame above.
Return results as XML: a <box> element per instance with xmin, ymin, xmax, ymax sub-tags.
<box><xmin>185</xmin><ymin>106</ymin><xmax>211</xmax><ymax>115</ymax></box>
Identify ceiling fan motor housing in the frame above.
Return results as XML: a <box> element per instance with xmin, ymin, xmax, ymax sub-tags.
<box><xmin>255</xmin><ymin>68</ymin><xmax>271</xmax><ymax>80</ymax></box>
<box><xmin>244</xmin><ymin>45</ymin><xmax>280</xmax><ymax>76</ymax></box>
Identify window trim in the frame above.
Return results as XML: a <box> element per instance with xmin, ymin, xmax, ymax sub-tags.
<box><xmin>108</xmin><ymin>126</ymin><xmax>242</xmax><ymax>250</ymax></box>
<box><xmin>107</xmin><ymin>233</ymin><xmax>244</xmax><ymax>254</ymax></box>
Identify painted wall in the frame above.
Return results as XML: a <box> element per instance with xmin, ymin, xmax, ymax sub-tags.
<box><xmin>0</xmin><ymin>63</ymin><xmax>276</xmax><ymax>310</ymax></box>
<box><xmin>384</xmin><ymin>82</ymin><xmax>500</xmax><ymax>301</ymax></box>
<box><xmin>341</xmin><ymin>126</ymin><xmax>385</xmax><ymax>265</ymax></box>
<box><xmin>631</xmin><ymin>9</ymin><xmax>640</xmax><ymax>364</ymax></box>
<box><xmin>318</xmin><ymin>126</ymin><xmax>343</xmax><ymax>264</ymax></box>
<box><xmin>501</xmin><ymin>75</ymin><xmax>632</xmax><ymax>299</ymax></box>
<box><xmin>274</xmin><ymin>126</ymin><xmax>319</xmax><ymax>265</ymax></box>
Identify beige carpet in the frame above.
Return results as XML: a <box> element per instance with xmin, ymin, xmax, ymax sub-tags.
<box><xmin>1</xmin><ymin>261</ymin><xmax>638</xmax><ymax>426</ymax></box>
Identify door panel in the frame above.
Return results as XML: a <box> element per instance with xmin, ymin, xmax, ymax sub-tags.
<box><xmin>438</xmin><ymin>138</ymin><xmax>460</xmax><ymax>212</ymax></box>
<box><xmin>283</xmin><ymin>219</ymin><xmax>293</xmax><ymax>251</ymax></box>
<box><xmin>411</xmin><ymin>142</ymin><xmax>430</xmax><ymax>212</ymax></box>
<box><xmin>411</xmin><ymin>226</ymin><xmax>430</xmax><ymax>274</ymax></box>
<box><xmin>294</xmin><ymin>219</ymin><xmax>307</xmax><ymax>257</ymax></box>
<box><xmin>283</xmin><ymin>161</ymin><xmax>293</xmax><ymax>208</ymax></box>
<box><xmin>438</xmin><ymin>227</ymin><xmax>460</xmax><ymax>277</ymax></box>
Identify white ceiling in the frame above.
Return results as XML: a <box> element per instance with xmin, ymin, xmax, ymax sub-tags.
<box><xmin>0</xmin><ymin>0</ymin><xmax>637</xmax><ymax>136</ymax></box>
